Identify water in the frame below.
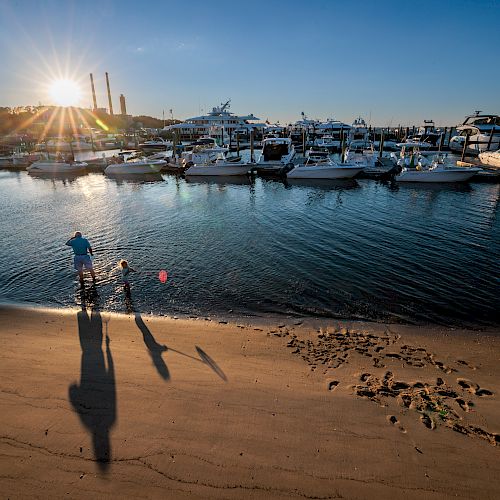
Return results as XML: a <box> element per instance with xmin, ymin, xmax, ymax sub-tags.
<box><xmin>0</xmin><ymin>168</ymin><xmax>498</xmax><ymax>326</ymax></box>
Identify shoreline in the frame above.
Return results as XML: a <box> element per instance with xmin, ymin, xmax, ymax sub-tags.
<box><xmin>1</xmin><ymin>305</ymin><xmax>499</xmax><ymax>498</ymax></box>
<box><xmin>2</xmin><ymin>298</ymin><xmax>499</xmax><ymax>333</ymax></box>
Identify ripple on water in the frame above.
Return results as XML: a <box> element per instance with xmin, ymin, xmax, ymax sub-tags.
<box><xmin>0</xmin><ymin>171</ymin><xmax>498</xmax><ymax>326</ymax></box>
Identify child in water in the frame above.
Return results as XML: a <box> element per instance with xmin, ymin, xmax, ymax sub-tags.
<box><xmin>120</xmin><ymin>260</ymin><xmax>136</xmax><ymax>292</ymax></box>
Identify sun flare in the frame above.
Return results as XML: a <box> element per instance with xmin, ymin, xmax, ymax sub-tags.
<box><xmin>48</xmin><ymin>79</ymin><xmax>82</xmax><ymax>107</ymax></box>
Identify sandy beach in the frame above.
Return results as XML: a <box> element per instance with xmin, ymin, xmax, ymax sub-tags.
<box><xmin>0</xmin><ymin>305</ymin><xmax>499</xmax><ymax>499</ymax></box>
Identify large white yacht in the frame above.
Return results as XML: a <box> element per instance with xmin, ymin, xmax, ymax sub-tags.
<box><xmin>163</xmin><ymin>100</ymin><xmax>265</xmax><ymax>143</ymax></box>
<box><xmin>255</xmin><ymin>137</ymin><xmax>295</xmax><ymax>174</ymax></box>
<box><xmin>449</xmin><ymin>112</ymin><xmax>500</xmax><ymax>153</ymax></box>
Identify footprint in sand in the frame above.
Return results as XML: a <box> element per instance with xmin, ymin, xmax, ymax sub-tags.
<box><xmin>455</xmin><ymin>398</ymin><xmax>474</xmax><ymax>412</ymax></box>
<box><xmin>328</xmin><ymin>380</ymin><xmax>339</xmax><ymax>391</ymax></box>
<box><xmin>420</xmin><ymin>414</ymin><xmax>435</xmax><ymax>430</ymax></box>
<box><xmin>387</xmin><ymin>415</ymin><xmax>407</xmax><ymax>433</ymax></box>
<box><xmin>457</xmin><ymin>378</ymin><xmax>494</xmax><ymax>397</ymax></box>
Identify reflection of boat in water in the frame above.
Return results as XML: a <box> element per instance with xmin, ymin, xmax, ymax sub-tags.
<box><xmin>285</xmin><ymin>178</ymin><xmax>359</xmax><ymax>190</ymax></box>
<box><xmin>27</xmin><ymin>159</ymin><xmax>88</xmax><ymax>174</ymax></box>
<box><xmin>104</xmin><ymin>158</ymin><xmax>166</xmax><ymax>175</ymax></box>
<box><xmin>184</xmin><ymin>175</ymin><xmax>254</xmax><ymax>186</ymax></box>
<box><xmin>105</xmin><ymin>173</ymin><xmax>164</xmax><ymax>184</ymax></box>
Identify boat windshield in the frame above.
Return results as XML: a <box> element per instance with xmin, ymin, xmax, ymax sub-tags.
<box><xmin>263</xmin><ymin>143</ymin><xmax>289</xmax><ymax>161</ymax></box>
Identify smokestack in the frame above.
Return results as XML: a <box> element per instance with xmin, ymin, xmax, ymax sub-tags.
<box><xmin>89</xmin><ymin>73</ymin><xmax>97</xmax><ymax>111</ymax></box>
<box><xmin>119</xmin><ymin>94</ymin><xmax>127</xmax><ymax>115</ymax></box>
<box><xmin>105</xmin><ymin>72</ymin><xmax>113</xmax><ymax>115</ymax></box>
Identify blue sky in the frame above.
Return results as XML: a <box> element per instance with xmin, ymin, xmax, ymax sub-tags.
<box><xmin>0</xmin><ymin>0</ymin><xmax>499</xmax><ymax>125</ymax></box>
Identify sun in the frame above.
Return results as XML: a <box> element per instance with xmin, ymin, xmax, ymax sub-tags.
<box><xmin>48</xmin><ymin>79</ymin><xmax>82</xmax><ymax>107</ymax></box>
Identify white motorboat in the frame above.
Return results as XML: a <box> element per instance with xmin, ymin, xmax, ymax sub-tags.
<box><xmin>255</xmin><ymin>137</ymin><xmax>295</xmax><ymax>174</ymax></box>
<box><xmin>185</xmin><ymin>154</ymin><xmax>253</xmax><ymax>176</ymax></box>
<box><xmin>345</xmin><ymin>139</ymin><xmax>378</xmax><ymax>167</ymax></box>
<box><xmin>138</xmin><ymin>137</ymin><xmax>172</xmax><ymax>152</ymax></box>
<box><xmin>390</xmin><ymin>142</ymin><xmax>436</xmax><ymax>169</ymax></box>
<box><xmin>449</xmin><ymin>112</ymin><xmax>500</xmax><ymax>153</ymax></box>
<box><xmin>287</xmin><ymin>150</ymin><xmax>364</xmax><ymax>179</ymax></box>
<box><xmin>478</xmin><ymin>149</ymin><xmax>500</xmax><ymax>168</ymax></box>
<box><xmin>396</xmin><ymin>157</ymin><xmax>481</xmax><ymax>183</ymax></box>
<box><xmin>407</xmin><ymin>120</ymin><xmax>442</xmax><ymax>146</ymax></box>
<box><xmin>314</xmin><ymin>135</ymin><xmax>338</xmax><ymax>149</ymax></box>
<box><xmin>27</xmin><ymin>160</ymin><xmax>88</xmax><ymax>174</ymax></box>
<box><xmin>104</xmin><ymin>157</ymin><xmax>166</xmax><ymax>175</ymax></box>
<box><xmin>37</xmin><ymin>139</ymin><xmax>93</xmax><ymax>152</ymax></box>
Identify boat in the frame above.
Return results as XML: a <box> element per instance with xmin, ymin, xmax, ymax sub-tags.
<box><xmin>449</xmin><ymin>112</ymin><xmax>500</xmax><ymax>153</ymax></box>
<box><xmin>407</xmin><ymin>120</ymin><xmax>442</xmax><ymax>146</ymax></box>
<box><xmin>104</xmin><ymin>157</ymin><xmax>166</xmax><ymax>175</ymax></box>
<box><xmin>390</xmin><ymin>142</ymin><xmax>436</xmax><ymax>169</ymax></box>
<box><xmin>395</xmin><ymin>156</ymin><xmax>481</xmax><ymax>182</ymax></box>
<box><xmin>185</xmin><ymin>152</ymin><xmax>253</xmax><ymax>176</ymax></box>
<box><xmin>287</xmin><ymin>149</ymin><xmax>364</xmax><ymax>179</ymax></box>
<box><xmin>255</xmin><ymin>137</ymin><xmax>295</xmax><ymax>174</ymax></box>
<box><xmin>478</xmin><ymin>149</ymin><xmax>500</xmax><ymax>168</ymax></box>
<box><xmin>163</xmin><ymin>100</ymin><xmax>265</xmax><ymax>143</ymax></box>
<box><xmin>27</xmin><ymin>159</ymin><xmax>88</xmax><ymax>174</ymax></box>
<box><xmin>313</xmin><ymin>135</ymin><xmax>338</xmax><ymax>149</ymax></box>
<box><xmin>138</xmin><ymin>137</ymin><xmax>172</xmax><ymax>152</ymax></box>
<box><xmin>36</xmin><ymin>138</ymin><xmax>94</xmax><ymax>152</ymax></box>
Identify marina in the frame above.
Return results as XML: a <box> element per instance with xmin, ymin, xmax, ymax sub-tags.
<box><xmin>1</xmin><ymin>2</ymin><xmax>499</xmax><ymax>498</ymax></box>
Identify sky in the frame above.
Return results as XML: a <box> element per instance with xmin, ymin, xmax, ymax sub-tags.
<box><xmin>0</xmin><ymin>0</ymin><xmax>499</xmax><ymax>126</ymax></box>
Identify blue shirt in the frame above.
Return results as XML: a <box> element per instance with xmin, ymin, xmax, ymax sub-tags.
<box><xmin>66</xmin><ymin>236</ymin><xmax>91</xmax><ymax>255</ymax></box>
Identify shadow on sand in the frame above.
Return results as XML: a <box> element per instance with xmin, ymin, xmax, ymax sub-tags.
<box><xmin>69</xmin><ymin>303</ymin><xmax>116</xmax><ymax>472</ymax></box>
<box><xmin>134</xmin><ymin>311</ymin><xmax>227</xmax><ymax>382</ymax></box>
<box><xmin>135</xmin><ymin>313</ymin><xmax>170</xmax><ymax>380</ymax></box>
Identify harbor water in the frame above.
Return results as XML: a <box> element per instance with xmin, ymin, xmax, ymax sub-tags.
<box><xmin>0</xmin><ymin>169</ymin><xmax>498</xmax><ymax>326</ymax></box>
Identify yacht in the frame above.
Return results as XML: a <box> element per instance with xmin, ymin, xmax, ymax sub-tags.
<box><xmin>313</xmin><ymin>135</ymin><xmax>338</xmax><ymax>149</ymax></box>
<box><xmin>138</xmin><ymin>137</ymin><xmax>172</xmax><ymax>152</ymax></box>
<box><xmin>185</xmin><ymin>153</ymin><xmax>253</xmax><ymax>176</ymax></box>
<box><xmin>348</xmin><ymin>117</ymin><xmax>370</xmax><ymax>143</ymax></box>
<box><xmin>104</xmin><ymin>157</ymin><xmax>166</xmax><ymax>175</ymax></box>
<box><xmin>255</xmin><ymin>137</ymin><xmax>295</xmax><ymax>174</ymax></box>
<box><xmin>345</xmin><ymin>139</ymin><xmax>377</xmax><ymax>167</ymax></box>
<box><xmin>163</xmin><ymin>100</ymin><xmax>265</xmax><ymax>144</ymax></box>
<box><xmin>478</xmin><ymin>149</ymin><xmax>500</xmax><ymax>168</ymax></box>
<box><xmin>449</xmin><ymin>112</ymin><xmax>500</xmax><ymax>153</ymax></box>
<box><xmin>407</xmin><ymin>120</ymin><xmax>442</xmax><ymax>146</ymax></box>
<box><xmin>396</xmin><ymin>155</ymin><xmax>481</xmax><ymax>182</ymax></box>
<box><xmin>287</xmin><ymin>149</ymin><xmax>364</xmax><ymax>179</ymax></box>
<box><xmin>27</xmin><ymin>159</ymin><xmax>88</xmax><ymax>174</ymax></box>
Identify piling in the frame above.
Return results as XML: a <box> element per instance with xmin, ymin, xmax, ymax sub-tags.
<box><xmin>236</xmin><ymin>133</ymin><xmax>240</xmax><ymax>156</ymax></box>
<box><xmin>487</xmin><ymin>126</ymin><xmax>496</xmax><ymax>150</ymax></box>
<box><xmin>461</xmin><ymin>134</ymin><xmax>470</xmax><ymax>162</ymax></box>
<box><xmin>250</xmin><ymin>129</ymin><xmax>254</xmax><ymax>162</ymax></box>
<box><xmin>302</xmin><ymin>129</ymin><xmax>306</xmax><ymax>154</ymax></box>
<box><xmin>379</xmin><ymin>131</ymin><xmax>384</xmax><ymax>158</ymax></box>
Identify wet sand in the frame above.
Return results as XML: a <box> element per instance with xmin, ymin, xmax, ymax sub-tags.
<box><xmin>0</xmin><ymin>305</ymin><xmax>499</xmax><ymax>499</ymax></box>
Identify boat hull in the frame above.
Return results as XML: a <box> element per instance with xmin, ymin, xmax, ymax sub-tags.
<box><xmin>478</xmin><ymin>151</ymin><xmax>500</xmax><ymax>168</ymax></box>
<box><xmin>396</xmin><ymin>169</ymin><xmax>480</xmax><ymax>183</ymax></box>
<box><xmin>104</xmin><ymin>161</ymin><xmax>165</xmax><ymax>175</ymax></box>
<box><xmin>27</xmin><ymin>161</ymin><xmax>87</xmax><ymax>173</ymax></box>
<box><xmin>185</xmin><ymin>163</ymin><xmax>253</xmax><ymax>176</ymax></box>
<box><xmin>287</xmin><ymin>165</ymin><xmax>364</xmax><ymax>179</ymax></box>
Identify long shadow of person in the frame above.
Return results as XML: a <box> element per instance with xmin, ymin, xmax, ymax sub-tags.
<box><xmin>69</xmin><ymin>307</ymin><xmax>116</xmax><ymax>472</ymax></box>
<box><xmin>135</xmin><ymin>313</ymin><xmax>170</xmax><ymax>381</ymax></box>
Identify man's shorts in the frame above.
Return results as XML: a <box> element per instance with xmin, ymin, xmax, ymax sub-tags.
<box><xmin>74</xmin><ymin>255</ymin><xmax>93</xmax><ymax>272</ymax></box>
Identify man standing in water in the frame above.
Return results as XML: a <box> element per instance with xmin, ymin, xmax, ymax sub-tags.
<box><xmin>66</xmin><ymin>231</ymin><xmax>96</xmax><ymax>286</ymax></box>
